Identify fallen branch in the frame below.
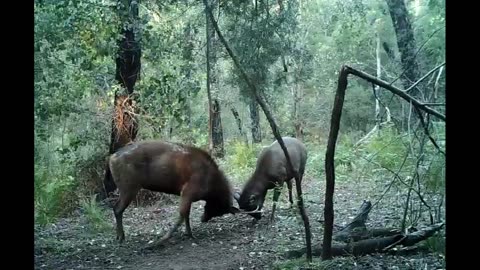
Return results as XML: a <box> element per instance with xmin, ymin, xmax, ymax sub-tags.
<box><xmin>334</xmin><ymin>201</ymin><xmax>371</xmax><ymax>242</ymax></box>
<box><xmin>286</xmin><ymin>223</ymin><xmax>444</xmax><ymax>259</ymax></box>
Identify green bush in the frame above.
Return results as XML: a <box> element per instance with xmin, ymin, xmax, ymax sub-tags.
<box><xmin>424</xmin><ymin>235</ymin><xmax>446</xmax><ymax>254</ymax></box>
<box><xmin>79</xmin><ymin>194</ymin><xmax>112</xmax><ymax>232</ymax></box>
<box><xmin>362</xmin><ymin>126</ymin><xmax>409</xmax><ymax>170</ymax></box>
<box><xmin>34</xmin><ymin>165</ymin><xmax>78</xmax><ymax>225</ymax></box>
<box><xmin>219</xmin><ymin>140</ymin><xmax>262</xmax><ymax>186</ymax></box>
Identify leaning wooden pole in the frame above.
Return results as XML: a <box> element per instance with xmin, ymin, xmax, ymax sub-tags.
<box><xmin>322</xmin><ymin>66</ymin><xmax>349</xmax><ymax>259</ymax></box>
<box><xmin>203</xmin><ymin>0</ymin><xmax>312</xmax><ymax>261</ymax></box>
<box><xmin>322</xmin><ymin>64</ymin><xmax>445</xmax><ymax>260</ymax></box>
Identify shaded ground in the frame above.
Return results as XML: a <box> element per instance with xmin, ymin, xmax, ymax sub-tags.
<box><xmin>34</xmin><ymin>178</ymin><xmax>445</xmax><ymax>270</ymax></box>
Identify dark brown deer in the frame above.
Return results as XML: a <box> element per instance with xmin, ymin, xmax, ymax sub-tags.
<box><xmin>108</xmin><ymin>140</ymin><xmax>257</xmax><ymax>247</ymax></box>
<box><xmin>234</xmin><ymin>137</ymin><xmax>308</xmax><ymax>221</ymax></box>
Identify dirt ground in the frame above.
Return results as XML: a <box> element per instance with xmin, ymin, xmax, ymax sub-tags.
<box><xmin>34</xmin><ymin>178</ymin><xmax>445</xmax><ymax>270</ymax></box>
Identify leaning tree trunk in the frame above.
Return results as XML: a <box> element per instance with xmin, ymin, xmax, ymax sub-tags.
<box><xmin>103</xmin><ymin>0</ymin><xmax>141</xmax><ymax>198</ymax></box>
<box><xmin>203</xmin><ymin>0</ymin><xmax>312</xmax><ymax>261</ymax></box>
<box><xmin>205</xmin><ymin>0</ymin><xmax>225</xmax><ymax>157</ymax></box>
<box><xmin>249</xmin><ymin>99</ymin><xmax>262</xmax><ymax>143</ymax></box>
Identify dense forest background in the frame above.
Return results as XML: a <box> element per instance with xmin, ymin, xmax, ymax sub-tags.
<box><xmin>34</xmin><ymin>0</ymin><xmax>445</xmax><ymax>269</ymax></box>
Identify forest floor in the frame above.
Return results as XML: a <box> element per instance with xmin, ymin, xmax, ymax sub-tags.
<box><xmin>35</xmin><ymin>177</ymin><xmax>445</xmax><ymax>270</ymax></box>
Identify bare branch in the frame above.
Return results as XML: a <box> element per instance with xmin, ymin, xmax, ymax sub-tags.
<box><xmin>390</xmin><ymin>26</ymin><xmax>445</xmax><ymax>85</ymax></box>
<box><xmin>414</xmin><ymin>107</ymin><xmax>445</xmax><ymax>156</ymax></box>
<box><xmin>423</xmin><ymin>103</ymin><xmax>445</xmax><ymax>106</ymax></box>
<box><xmin>344</xmin><ymin>66</ymin><xmax>446</xmax><ymax>121</ymax></box>
<box><xmin>405</xmin><ymin>62</ymin><xmax>446</xmax><ymax>93</ymax></box>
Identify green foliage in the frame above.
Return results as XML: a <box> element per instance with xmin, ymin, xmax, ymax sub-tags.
<box><xmin>220</xmin><ymin>141</ymin><xmax>262</xmax><ymax>185</ymax></box>
<box><xmin>363</xmin><ymin>127</ymin><xmax>409</xmax><ymax>170</ymax></box>
<box><xmin>34</xmin><ymin>0</ymin><xmax>445</xmax><ymax>228</ymax></box>
<box><xmin>272</xmin><ymin>257</ymin><xmax>350</xmax><ymax>270</ymax></box>
<box><xmin>79</xmin><ymin>195</ymin><xmax>112</xmax><ymax>233</ymax></box>
<box><xmin>341</xmin><ymin>82</ymin><xmax>376</xmax><ymax>133</ymax></box>
<box><xmin>422</xmin><ymin>235</ymin><xmax>445</xmax><ymax>254</ymax></box>
<box><xmin>303</xmin><ymin>143</ymin><xmax>324</xmax><ymax>180</ymax></box>
<box><xmin>35</xmin><ymin>166</ymin><xmax>78</xmax><ymax>225</ymax></box>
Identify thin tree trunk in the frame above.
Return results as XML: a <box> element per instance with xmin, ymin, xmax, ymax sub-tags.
<box><xmin>182</xmin><ymin>23</ymin><xmax>195</xmax><ymax>137</ymax></box>
<box><xmin>231</xmin><ymin>106</ymin><xmax>248</xmax><ymax>144</ymax></box>
<box><xmin>249</xmin><ymin>99</ymin><xmax>262</xmax><ymax>143</ymax></box>
<box><xmin>206</xmin><ymin>0</ymin><xmax>214</xmax><ymax>154</ymax></box>
<box><xmin>293</xmin><ymin>87</ymin><xmax>304</xmax><ymax>140</ymax></box>
<box><xmin>211</xmin><ymin>99</ymin><xmax>224</xmax><ymax>157</ymax></box>
<box><xmin>203</xmin><ymin>0</ymin><xmax>312</xmax><ymax>261</ymax></box>
<box><xmin>374</xmin><ymin>34</ymin><xmax>382</xmax><ymax>127</ymax></box>
<box><xmin>205</xmin><ymin>0</ymin><xmax>224</xmax><ymax>157</ymax></box>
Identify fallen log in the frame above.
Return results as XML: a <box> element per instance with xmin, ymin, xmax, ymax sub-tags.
<box><xmin>286</xmin><ymin>235</ymin><xmax>403</xmax><ymax>259</ymax></box>
<box><xmin>285</xmin><ymin>223</ymin><xmax>444</xmax><ymax>259</ymax></box>
<box><xmin>334</xmin><ymin>200</ymin><xmax>371</xmax><ymax>242</ymax></box>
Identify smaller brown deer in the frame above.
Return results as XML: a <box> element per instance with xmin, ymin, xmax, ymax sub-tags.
<box><xmin>107</xmin><ymin>140</ymin><xmax>258</xmax><ymax>247</ymax></box>
<box><xmin>234</xmin><ymin>137</ymin><xmax>308</xmax><ymax>221</ymax></box>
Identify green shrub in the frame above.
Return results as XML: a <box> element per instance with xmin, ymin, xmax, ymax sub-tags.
<box><xmin>79</xmin><ymin>194</ymin><xmax>111</xmax><ymax>232</ymax></box>
<box><xmin>34</xmin><ymin>165</ymin><xmax>78</xmax><ymax>225</ymax></box>
<box><xmin>220</xmin><ymin>140</ymin><xmax>260</xmax><ymax>185</ymax></box>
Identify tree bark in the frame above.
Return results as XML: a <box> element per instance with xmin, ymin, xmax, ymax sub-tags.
<box><xmin>249</xmin><ymin>99</ymin><xmax>262</xmax><ymax>143</ymax></box>
<box><xmin>103</xmin><ymin>0</ymin><xmax>141</xmax><ymax>198</ymax></box>
<box><xmin>374</xmin><ymin>34</ymin><xmax>382</xmax><ymax>127</ymax></box>
<box><xmin>385</xmin><ymin>0</ymin><xmax>422</xmax><ymax>99</ymax></box>
<box><xmin>231</xmin><ymin>106</ymin><xmax>248</xmax><ymax>144</ymax></box>
<box><xmin>205</xmin><ymin>0</ymin><xmax>224</xmax><ymax>157</ymax></box>
<box><xmin>322</xmin><ymin>66</ymin><xmax>349</xmax><ymax>260</ymax></box>
<box><xmin>211</xmin><ymin>99</ymin><xmax>225</xmax><ymax>157</ymax></box>
<box><xmin>182</xmin><ymin>22</ymin><xmax>195</xmax><ymax>138</ymax></box>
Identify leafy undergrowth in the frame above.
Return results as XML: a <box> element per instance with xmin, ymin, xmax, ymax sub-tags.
<box><xmin>34</xmin><ymin>177</ymin><xmax>445</xmax><ymax>270</ymax></box>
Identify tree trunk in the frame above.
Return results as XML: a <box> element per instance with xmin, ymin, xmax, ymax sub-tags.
<box><xmin>103</xmin><ymin>0</ymin><xmax>141</xmax><ymax>198</ymax></box>
<box><xmin>385</xmin><ymin>0</ymin><xmax>422</xmax><ymax>99</ymax></box>
<box><xmin>205</xmin><ymin>0</ymin><xmax>224</xmax><ymax>157</ymax></box>
<box><xmin>292</xmin><ymin>82</ymin><xmax>304</xmax><ymax>140</ymax></box>
<box><xmin>231</xmin><ymin>106</ymin><xmax>248</xmax><ymax>144</ymax></box>
<box><xmin>249</xmin><ymin>99</ymin><xmax>262</xmax><ymax>143</ymax></box>
<box><xmin>322</xmin><ymin>66</ymin><xmax>349</xmax><ymax>260</ymax></box>
<box><xmin>182</xmin><ymin>22</ymin><xmax>197</xmax><ymax>143</ymax></box>
<box><xmin>211</xmin><ymin>99</ymin><xmax>225</xmax><ymax>157</ymax></box>
<box><xmin>374</xmin><ymin>34</ymin><xmax>382</xmax><ymax>127</ymax></box>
